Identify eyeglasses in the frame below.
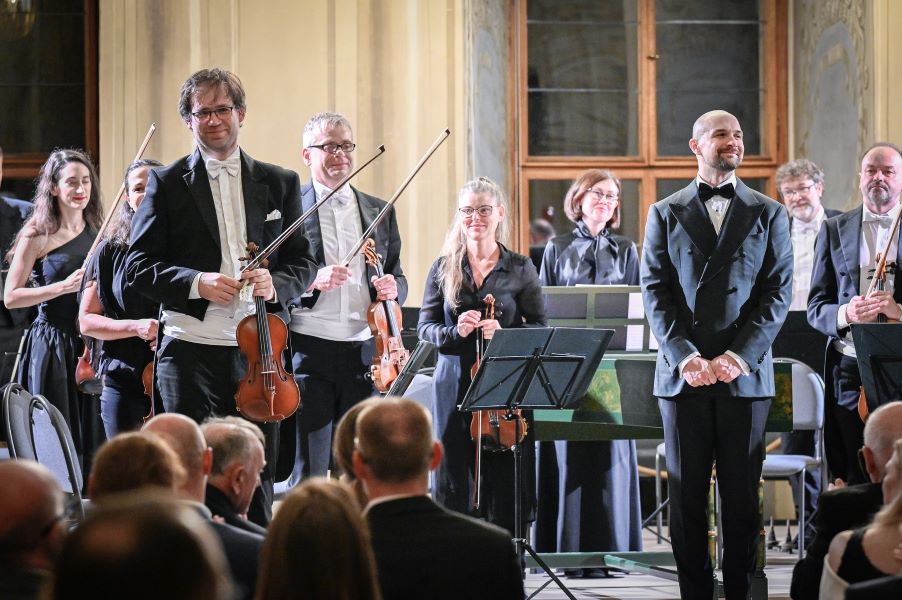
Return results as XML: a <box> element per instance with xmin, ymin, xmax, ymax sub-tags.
<box><xmin>780</xmin><ymin>182</ymin><xmax>816</xmax><ymax>198</ymax></box>
<box><xmin>458</xmin><ymin>205</ymin><xmax>496</xmax><ymax>218</ymax></box>
<box><xmin>585</xmin><ymin>188</ymin><xmax>619</xmax><ymax>204</ymax></box>
<box><xmin>306</xmin><ymin>142</ymin><xmax>356</xmax><ymax>155</ymax></box>
<box><xmin>190</xmin><ymin>106</ymin><xmax>235</xmax><ymax>122</ymax></box>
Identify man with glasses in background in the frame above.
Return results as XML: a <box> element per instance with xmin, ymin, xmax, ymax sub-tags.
<box><xmin>127</xmin><ymin>68</ymin><xmax>317</xmax><ymax>525</ymax></box>
<box><xmin>286</xmin><ymin>112</ymin><xmax>407</xmax><ymax>485</ymax></box>
<box><xmin>773</xmin><ymin>158</ymin><xmax>841</xmax><ymax>548</ymax></box>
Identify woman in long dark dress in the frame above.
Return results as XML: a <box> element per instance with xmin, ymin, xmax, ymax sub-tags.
<box><xmin>78</xmin><ymin>159</ymin><xmax>162</xmax><ymax>438</ymax></box>
<box><xmin>537</xmin><ymin>169</ymin><xmax>642</xmax><ymax>577</ymax></box>
<box><xmin>4</xmin><ymin>149</ymin><xmax>103</xmax><ymax>466</ymax></box>
<box><xmin>417</xmin><ymin>176</ymin><xmax>547</xmax><ymax>535</ymax></box>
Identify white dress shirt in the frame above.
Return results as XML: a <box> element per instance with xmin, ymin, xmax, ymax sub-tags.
<box><xmin>289</xmin><ymin>180</ymin><xmax>371</xmax><ymax>342</ymax></box>
<box><xmin>163</xmin><ymin>147</ymin><xmax>254</xmax><ymax>346</ymax></box>
<box><xmin>790</xmin><ymin>205</ymin><xmax>828</xmax><ymax>311</ymax></box>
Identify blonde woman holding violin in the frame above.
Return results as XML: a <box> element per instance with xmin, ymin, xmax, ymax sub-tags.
<box><xmin>78</xmin><ymin>159</ymin><xmax>162</xmax><ymax>438</ymax></box>
<box><xmin>417</xmin><ymin>177</ymin><xmax>546</xmax><ymax>535</ymax></box>
<box><xmin>4</xmin><ymin>149</ymin><xmax>104</xmax><ymax>465</ymax></box>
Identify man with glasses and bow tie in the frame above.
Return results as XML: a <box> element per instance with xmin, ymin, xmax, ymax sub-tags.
<box><xmin>126</xmin><ymin>68</ymin><xmax>317</xmax><ymax>526</ymax></box>
<box><xmin>285</xmin><ymin>112</ymin><xmax>407</xmax><ymax>486</ymax></box>
<box><xmin>808</xmin><ymin>143</ymin><xmax>902</xmax><ymax>486</ymax></box>
<box><xmin>641</xmin><ymin>110</ymin><xmax>793</xmax><ymax>600</ymax></box>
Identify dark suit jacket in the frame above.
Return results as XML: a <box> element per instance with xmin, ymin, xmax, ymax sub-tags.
<box><xmin>294</xmin><ymin>181</ymin><xmax>407</xmax><ymax>309</ymax></box>
<box><xmin>789</xmin><ymin>481</ymin><xmax>883</xmax><ymax>600</ymax></box>
<box><xmin>640</xmin><ymin>178</ymin><xmax>793</xmax><ymax>398</ymax></box>
<box><xmin>0</xmin><ymin>194</ymin><xmax>33</xmax><ymax>330</ymax></box>
<box><xmin>204</xmin><ymin>484</ymin><xmax>267</xmax><ymax>536</ymax></box>
<box><xmin>187</xmin><ymin>501</ymin><xmax>263</xmax><ymax>600</ymax></box>
<box><xmin>806</xmin><ymin>208</ymin><xmax>902</xmax><ymax>410</ymax></box>
<box><xmin>366</xmin><ymin>495</ymin><xmax>523</xmax><ymax>600</ymax></box>
<box><xmin>845</xmin><ymin>575</ymin><xmax>902</xmax><ymax>599</ymax></box>
<box><xmin>126</xmin><ymin>149</ymin><xmax>317</xmax><ymax>322</ymax></box>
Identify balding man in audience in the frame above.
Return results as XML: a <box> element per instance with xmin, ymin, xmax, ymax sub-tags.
<box><xmin>0</xmin><ymin>461</ymin><xmax>66</xmax><ymax>600</ymax></box>
<box><xmin>790</xmin><ymin>401</ymin><xmax>902</xmax><ymax>599</ymax></box>
<box><xmin>353</xmin><ymin>397</ymin><xmax>523</xmax><ymax>600</ymax></box>
<box><xmin>144</xmin><ymin>413</ymin><xmax>263</xmax><ymax>600</ymax></box>
<box><xmin>201</xmin><ymin>417</ymin><xmax>267</xmax><ymax>535</ymax></box>
<box><xmin>52</xmin><ymin>492</ymin><xmax>232</xmax><ymax>600</ymax></box>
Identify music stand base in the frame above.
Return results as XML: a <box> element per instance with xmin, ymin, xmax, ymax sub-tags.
<box><xmin>519</xmin><ymin>538</ymin><xmax>577</xmax><ymax>600</ymax></box>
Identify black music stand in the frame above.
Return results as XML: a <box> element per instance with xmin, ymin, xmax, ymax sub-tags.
<box><xmin>460</xmin><ymin>327</ymin><xmax>613</xmax><ymax>600</ymax></box>
<box><xmin>851</xmin><ymin>324</ymin><xmax>902</xmax><ymax>412</ymax></box>
<box><xmin>384</xmin><ymin>340</ymin><xmax>435</xmax><ymax>397</ymax></box>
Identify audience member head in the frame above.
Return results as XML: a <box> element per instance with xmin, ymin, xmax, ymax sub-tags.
<box><xmin>201</xmin><ymin>417</ymin><xmax>266</xmax><ymax>515</ymax></box>
<box><xmin>52</xmin><ymin>492</ymin><xmax>231</xmax><ymax>600</ymax></box>
<box><xmin>862</xmin><ymin>401</ymin><xmax>902</xmax><ymax>483</ymax></box>
<box><xmin>776</xmin><ymin>158</ymin><xmax>826</xmax><ymax>223</ymax></box>
<box><xmin>563</xmin><ymin>169</ymin><xmax>622</xmax><ymax>234</ymax></box>
<box><xmin>859</xmin><ymin>142</ymin><xmax>902</xmax><ymax>215</ymax></box>
<box><xmin>353</xmin><ymin>397</ymin><xmax>441</xmax><ymax>498</ymax></box>
<box><xmin>0</xmin><ymin>460</ymin><xmax>66</xmax><ymax>572</ymax></box>
<box><xmin>143</xmin><ymin>413</ymin><xmax>213</xmax><ymax>501</ymax></box>
<box><xmin>689</xmin><ymin>110</ymin><xmax>743</xmax><ymax>177</ymax></box>
<box><xmin>255</xmin><ymin>478</ymin><xmax>380</xmax><ymax>600</ymax></box>
<box><xmin>88</xmin><ymin>432</ymin><xmax>185</xmax><ymax>501</ymax></box>
<box><xmin>881</xmin><ymin>438</ymin><xmax>902</xmax><ymax>506</ymax></box>
<box><xmin>333</xmin><ymin>398</ymin><xmax>382</xmax><ymax>505</ymax></box>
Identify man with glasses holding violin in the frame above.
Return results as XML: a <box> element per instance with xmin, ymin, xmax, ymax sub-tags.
<box><xmin>286</xmin><ymin>112</ymin><xmax>407</xmax><ymax>485</ymax></box>
<box><xmin>126</xmin><ymin>68</ymin><xmax>317</xmax><ymax>525</ymax></box>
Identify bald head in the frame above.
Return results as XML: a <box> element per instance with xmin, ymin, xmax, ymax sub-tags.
<box><xmin>692</xmin><ymin>110</ymin><xmax>738</xmax><ymax>140</ymax></box>
<box><xmin>144</xmin><ymin>414</ymin><xmax>212</xmax><ymax>501</ymax></box>
<box><xmin>0</xmin><ymin>460</ymin><xmax>65</xmax><ymax>568</ymax></box>
<box><xmin>863</xmin><ymin>401</ymin><xmax>902</xmax><ymax>481</ymax></box>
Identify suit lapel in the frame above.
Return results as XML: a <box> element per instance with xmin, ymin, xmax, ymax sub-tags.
<box><xmin>699</xmin><ymin>179</ymin><xmax>766</xmax><ymax>286</ymax></box>
<box><xmin>183</xmin><ymin>149</ymin><xmax>220</xmax><ymax>244</ymax></box>
<box><xmin>355</xmin><ymin>188</ymin><xmax>381</xmax><ymax>244</ymax></box>
<box><xmin>240</xmin><ymin>150</ymin><xmax>267</xmax><ymax>248</ymax></box>
<box><xmin>669</xmin><ymin>183</ymin><xmax>717</xmax><ymax>256</ymax></box>
<box><xmin>301</xmin><ymin>182</ymin><xmax>325</xmax><ymax>263</ymax></box>
<box><xmin>837</xmin><ymin>210</ymin><xmax>862</xmax><ymax>293</ymax></box>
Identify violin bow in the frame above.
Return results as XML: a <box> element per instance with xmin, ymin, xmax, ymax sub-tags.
<box><xmin>865</xmin><ymin>208</ymin><xmax>902</xmax><ymax>296</ymax></box>
<box><xmin>340</xmin><ymin>128</ymin><xmax>451</xmax><ymax>267</ymax></box>
<box><xmin>82</xmin><ymin>123</ymin><xmax>157</xmax><ymax>268</ymax></box>
<box><xmin>240</xmin><ymin>145</ymin><xmax>387</xmax><ymax>273</ymax></box>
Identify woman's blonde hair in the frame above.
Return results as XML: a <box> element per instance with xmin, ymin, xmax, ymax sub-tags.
<box><xmin>438</xmin><ymin>177</ymin><xmax>508</xmax><ymax>308</ymax></box>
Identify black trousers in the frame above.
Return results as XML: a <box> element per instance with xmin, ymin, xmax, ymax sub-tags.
<box><xmin>288</xmin><ymin>333</ymin><xmax>373</xmax><ymax>485</ymax></box>
<box><xmin>156</xmin><ymin>335</ymin><xmax>277</xmax><ymax>526</ymax></box>
<box><xmin>826</xmin><ymin>355</ymin><xmax>867</xmax><ymax>485</ymax></box>
<box><xmin>660</xmin><ymin>395</ymin><xmax>770</xmax><ymax>600</ymax></box>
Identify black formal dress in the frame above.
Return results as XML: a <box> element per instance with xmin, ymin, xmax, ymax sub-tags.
<box><xmin>836</xmin><ymin>527</ymin><xmax>895</xmax><ymax>584</ymax></box>
<box><xmin>366</xmin><ymin>495</ymin><xmax>523</xmax><ymax>600</ymax></box>
<box><xmin>18</xmin><ymin>227</ymin><xmax>102</xmax><ymax>472</ymax></box>
<box><xmin>536</xmin><ymin>221</ymin><xmax>642</xmax><ymax>562</ymax></box>
<box><xmin>789</xmin><ymin>481</ymin><xmax>883</xmax><ymax>600</ymax></box>
<box><xmin>640</xmin><ymin>179</ymin><xmax>793</xmax><ymax>600</ymax></box>
<box><xmin>417</xmin><ymin>245</ymin><xmax>546</xmax><ymax>535</ymax></box>
<box><xmin>87</xmin><ymin>239</ymin><xmax>157</xmax><ymax>438</ymax></box>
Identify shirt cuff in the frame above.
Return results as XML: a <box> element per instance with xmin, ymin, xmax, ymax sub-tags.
<box><xmin>838</xmin><ymin>304</ymin><xmax>849</xmax><ymax>330</ymax></box>
<box><xmin>189</xmin><ymin>273</ymin><xmax>202</xmax><ymax>300</ymax></box>
<box><xmin>725</xmin><ymin>350</ymin><xmax>750</xmax><ymax>375</ymax></box>
<box><xmin>678</xmin><ymin>352</ymin><xmax>700</xmax><ymax>377</ymax></box>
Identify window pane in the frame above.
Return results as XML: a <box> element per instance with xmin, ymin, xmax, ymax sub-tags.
<box><xmin>0</xmin><ymin>3</ymin><xmax>86</xmax><ymax>153</ymax></box>
<box><xmin>529</xmin><ymin>178</ymin><xmax>641</xmax><ymax>246</ymax></box>
<box><xmin>527</xmin><ymin>1</ymin><xmax>639</xmax><ymax>156</ymax></box>
<box><xmin>655</xmin><ymin>0</ymin><xmax>762</xmax><ymax>156</ymax></box>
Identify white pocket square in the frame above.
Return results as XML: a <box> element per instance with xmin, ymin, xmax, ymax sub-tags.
<box><xmin>265</xmin><ymin>209</ymin><xmax>281</xmax><ymax>221</ymax></box>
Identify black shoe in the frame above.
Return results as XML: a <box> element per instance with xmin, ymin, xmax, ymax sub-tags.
<box><xmin>563</xmin><ymin>569</ymin><xmax>584</xmax><ymax>578</ymax></box>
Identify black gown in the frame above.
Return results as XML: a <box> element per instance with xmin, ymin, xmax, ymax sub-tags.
<box><xmin>18</xmin><ymin>227</ymin><xmax>101</xmax><ymax>472</ymax></box>
<box><xmin>536</xmin><ymin>221</ymin><xmax>643</xmax><ymax>559</ymax></box>
<box><xmin>417</xmin><ymin>244</ymin><xmax>547</xmax><ymax>535</ymax></box>
<box><xmin>87</xmin><ymin>239</ymin><xmax>157</xmax><ymax>438</ymax></box>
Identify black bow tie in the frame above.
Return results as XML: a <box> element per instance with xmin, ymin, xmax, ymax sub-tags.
<box><xmin>698</xmin><ymin>182</ymin><xmax>735</xmax><ymax>202</ymax></box>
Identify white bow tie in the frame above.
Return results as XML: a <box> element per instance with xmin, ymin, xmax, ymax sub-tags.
<box><xmin>206</xmin><ymin>156</ymin><xmax>240</xmax><ymax>178</ymax></box>
<box><xmin>326</xmin><ymin>187</ymin><xmax>353</xmax><ymax>206</ymax></box>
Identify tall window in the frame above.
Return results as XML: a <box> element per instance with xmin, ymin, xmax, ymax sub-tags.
<box><xmin>515</xmin><ymin>0</ymin><xmax>787</xmax><ymax>249</ymax></box>
<box><xmin>0</xmin><ymin>0</ymin><xmax>98</xmax><ymax>199</ymax></box>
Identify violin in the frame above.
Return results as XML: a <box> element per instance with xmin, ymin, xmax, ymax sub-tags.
<box><xmin>469</xmin><ymin>295</ymin><xmax>527</xmax><ymax>510</ymax></box>
<box><xmin>234</xmin><ymin>243</ymin><xmax>300</xmax><ymax>422</ymax></box>
<box><xmin>362</xmin><ymin>238</ymin><xmax>409</xmax><ymax>391</ymax></box>
<box><xmin>141</xmin><ymin>361</ymin><xmax>155</xmax><ymax>422</ymax></box>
